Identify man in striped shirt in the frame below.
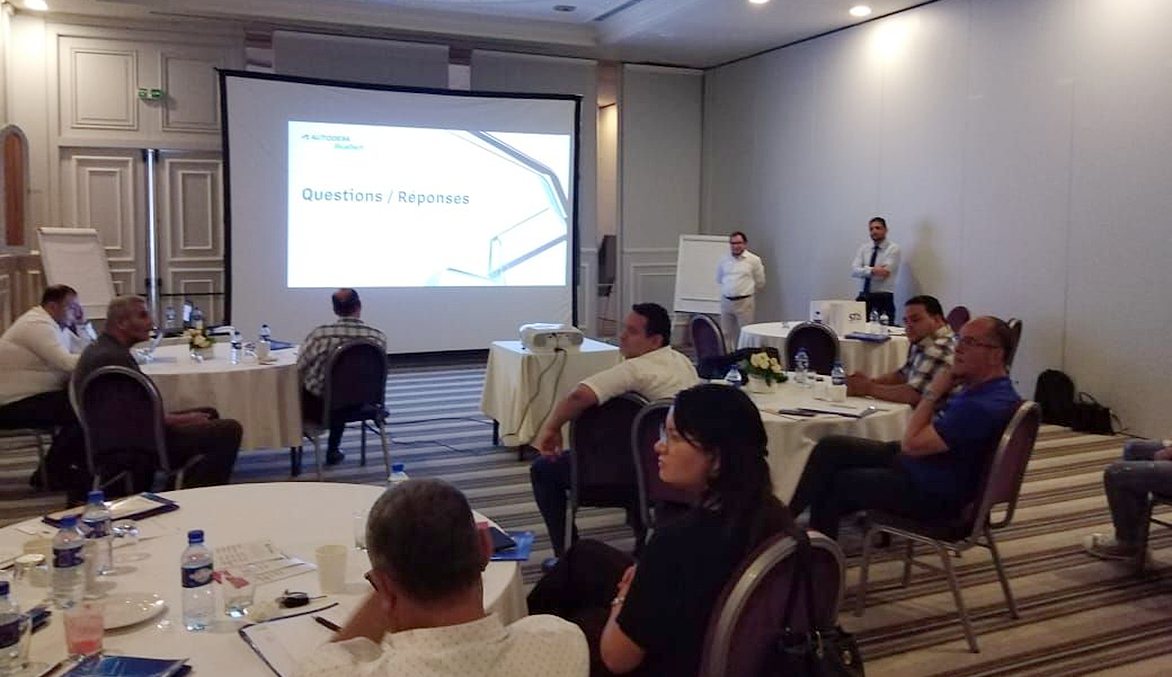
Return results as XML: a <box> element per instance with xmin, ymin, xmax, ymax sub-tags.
<box><xmin>298</xmin><ymin>289</ymin><xmax>387</xmax><ymax>465</ymax></box>
<box><xmin>846</xmin><ymin>295</ymin><xmax>955</xmax><ymax>406</ymax></box>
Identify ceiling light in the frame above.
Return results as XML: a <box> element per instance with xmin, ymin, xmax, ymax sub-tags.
<box><xmin>850</xmin><ymin>5</ymin><xmax>873</xmax><ymax>18</ymax></box>
<box><xmin>24</xmin><ymin>0</ymin><xmax>50</xmax><ymax>10</ymax></box>
<box><xmin>748</xmin><ymin>0</ymin><xmax>771</xmax><ymax>5</ymax></box>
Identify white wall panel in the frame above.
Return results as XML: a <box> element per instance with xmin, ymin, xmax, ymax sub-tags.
<box><xmin>272</xmin><ymin>32</ymin><xmax>449</xmax><ymax>89</ymax></box>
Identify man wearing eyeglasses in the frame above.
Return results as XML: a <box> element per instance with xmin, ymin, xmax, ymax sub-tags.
<box><xmin>295</xmin><ymin>479</ymin><xmax>588</xmax><ymax>677</ymax></box>
<box><xmin>788</xmin><ymin>316</ymin><xmax>1019</xmax><ymax>539</ymax></box>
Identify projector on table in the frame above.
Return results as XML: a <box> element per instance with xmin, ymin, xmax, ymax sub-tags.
<box><xmin>519</xmin><ymin>323</ymin><xmax>584</xmax><ymax>352</ymax></box>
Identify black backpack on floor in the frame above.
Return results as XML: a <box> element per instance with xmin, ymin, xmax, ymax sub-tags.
<box><xmin>1034</xmin><ymin>369</ymin><xmax>1075</xmax><ymax>427</ymax></box>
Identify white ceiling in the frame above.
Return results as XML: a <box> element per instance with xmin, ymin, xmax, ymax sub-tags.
<box><xmin>48</xmin><ymin>0</ymin><xmax>931</xmax><ymax>68</ymax></box>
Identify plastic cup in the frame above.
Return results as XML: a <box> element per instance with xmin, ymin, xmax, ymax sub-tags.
<box><xmin>829</xmin><ymin>384</ymin><xmax>848</xmax><ymax>403</ymax></box>
<box><xmin>352</xmin><ymin>513</ymin><xmax>367</xmax><ymax>551</ymax></box>
<box><xmin>255</xmin><ymin>341</ymin><xmax>271</xmax><ymax>362</ymax></box>
<box><xmin>63</xmin><ymin>602</ymin><xmax>104</xmax><ymax>656</ymax></box>
<box><xmin>314</xmin><ymin>545</ymin><xmax>347</xmax><ymax>594</ymax></box>
<box><xmin>221</xmin><ymin>565</ymin><xmax>257</xmax><ymax>619</ymax></box>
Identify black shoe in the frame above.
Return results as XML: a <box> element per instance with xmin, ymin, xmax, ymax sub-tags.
<box><xmin>325</xmin><ymin>449</ymin><xmax>345</xmax><ymax>466</ymax></box>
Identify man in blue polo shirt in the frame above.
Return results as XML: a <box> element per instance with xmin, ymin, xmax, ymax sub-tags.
<box><xmin>788</xmin><ymin>316</ymin><xmax>1019</xmax><ymax>539</ymax></box>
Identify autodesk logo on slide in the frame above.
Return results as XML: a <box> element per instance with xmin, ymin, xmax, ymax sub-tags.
<box><xmin>301</xmin><ymin>133</ymin><xmax>351</xmax><ymax>142</ymax></box>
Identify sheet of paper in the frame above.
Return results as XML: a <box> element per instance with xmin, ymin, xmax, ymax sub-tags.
<box><xmin>216</xmin><ymin>540</ymin><xmax>287</xmax><ymax>568</ymax></box>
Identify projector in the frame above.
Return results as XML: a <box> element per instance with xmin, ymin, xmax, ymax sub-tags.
<box><xmin>519</xmin><ymin>323</ymin><xmax>584</xmax><ymax>352</ymax></box>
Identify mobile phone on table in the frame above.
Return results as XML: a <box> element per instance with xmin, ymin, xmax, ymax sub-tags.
<box><xmin>777</xmin><ymin>408</ymin><xmax>817</xmax><ymax>417</ymax></box>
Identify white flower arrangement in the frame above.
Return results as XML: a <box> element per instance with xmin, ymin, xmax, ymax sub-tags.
<box><xmin>741</xmin><ymin>351</ymin><xmax>787</xmax><ymax>386</ymax></box>
<box><xmin>184</xmin><ymin>327</ymin><xmax>216</xmax><ymax>351</ymax></box>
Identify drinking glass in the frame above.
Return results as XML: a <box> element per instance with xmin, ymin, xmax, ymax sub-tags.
<box><xmin>222</xmin><ymin>565</ymin><xmax>258</xmax><ymax>619</ymax></box>
<box><xmin>63</xmin><ymin>602</ymin><xmax>104</xmax><ymax>656</ymax></box>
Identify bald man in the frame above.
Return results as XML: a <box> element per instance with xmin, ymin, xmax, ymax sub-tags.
<box><xmin>298</xmin><ymin>289</ymin><xmax>388</xmax><ymax>465</ymax></box>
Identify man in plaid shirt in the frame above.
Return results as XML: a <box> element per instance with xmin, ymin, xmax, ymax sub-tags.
<box><xmin>846</xmin><ymin>295</ymin><xmax>955</xmax><ymax>406</ymax></box>
<box><xmin>299</xmin><ymin>289</ymin><xmax>387</xmax><ymax>465</ymax></box>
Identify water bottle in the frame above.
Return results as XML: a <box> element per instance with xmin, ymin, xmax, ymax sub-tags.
<box><xmin>794</xmin><ymin>348</ymin><xmax>810</xmax><ymax>386</ymax></box>
<box><xmin>191</xmin><ymin>306</ymin><xmax>205</xmax><ymax>331</ymax></box>
<box><xmin>164</xmin><ymin>305</ymin><xmax>178</xmax><ymax>332</ymax></box>
<box><xmin>181</xmin><ymin>530</ymin><xmax>214</xmax><ymax>631</ymax></box>
<box><xmin>51</xmin><ymin>516</ymin><xmax>86</xmax><ymax>609</ymax></box>
<box><xmin>230</xmin><ymin>331</ymin><xmax>242</xmax><ymax>365</ymax></box>
<box><xmin>723</xmin><ymin>365</ymin><xmax>744</xmax><ymax>388</ymax></box>
<box><xmin>81</xmin><ymin>491</ymin><xmax>113</xmax><ymax>577</ymax></box>
<box><xmin>812</xmin><ymin>310</ymin><xmax>823</xmax><ymax>324</ymax></box>
<box><xmin>869</xmin><ymin>310</ymin><xmax>879</xmax><ymax>325</ymax></box>
<box><xmin>879</xmin><ymin>312</ymin><xmax>890</xmax><ymax>327</ymax></box>
<box><xmin>387</xmin><ymin>463</ymin><xmax>410</xmax><ymax>488</ymax></box>
<box><xmin>259</xmin><ymin>324</ymin><xmax>272</xmax><ymax>343</ymax></box>
<box><xmin>0</xmin><ymin>581</ymin><xmax>28</xmax><ymax>677</ymax></box>
<box><xmin>831</xmin><ymin>360</ymin><xmax>846</xmax><ymax>387</ymax></box>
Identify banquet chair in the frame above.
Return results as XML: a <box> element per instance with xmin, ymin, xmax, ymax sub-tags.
<box><xmin>690</xmin><ymin>314</ymin><xmax>726</xmax><ymax>362</ymax></box>
<box><xmin>567</xmin><ymin>392</ymin><xmax>648</xmax><ymax>553</ymax></box>
<box><xmin>0</xmin><ymin>427</ymin><xmax>53</xmax><ymax>490</ymax></box>
<box><xmin>1006</xmin><ymin>318</ymin><xmax>1023</xmax><ymax>369</ymax></box>
<box><xmin>946</xmin><ymin>305</ymin><xmax>971</xmax><ymax>333</ymax></box>
<box><xmin>854</xmin><ymin>401</ymin><xmax>1040</xmax><ymax>653</ymax></box>
<box><xmin>295</xmin><ymin>338</ymin><xmax>390</xmax><ymax>481</ymax></box>
<box><xmin>784</xmin><ymin>321</ymin><xmax>840</xmax><ymax>374</ymax></box>
<box><xmin>700</xmin><ymin>531</ymin><xmax>846</xmax><ymax>677</ymax></box>
<box><xmin>76</xmin><ymin>366</ymin><xmax>204</xmax><ymax>497</ymax></box>
<box><xmin>1136</xmin><ymin>492</ymin><xmax>1172</xmax><ymax>572</ymax></box>
<box><xmin>630</xmin><ymin>399</ymin><xmax>693</xmax><ymax>544</ymax></box>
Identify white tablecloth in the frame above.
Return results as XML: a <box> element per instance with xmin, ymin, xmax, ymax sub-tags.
<box><xmin>480</xmin><ymin>339</ymin><xmax>622</xmax><ymax>447</ymax></box>
<box><xmin>737</xmin><ymin>321</ymin><xmax>910</xmax><ymax>378</ymax></box>
<box><xmin>140</xmin><ymin>342</ymin><xmax>302</xmax><ymax>450</ymax></box>
<box><xmin>748</xmin><ymin>379</ymin><xmax>911</xmax><ymax>502</ymax></box>
<box><xmin>1</xmin><ymin>482</ymin><xmax>526</xmax><ymax>676</ymax></box>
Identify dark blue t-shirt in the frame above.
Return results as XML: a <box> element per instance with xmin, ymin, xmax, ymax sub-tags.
<box><xmin>898</xmin><ymin>376</ymin><xmax>1020</xmax><ymax>505</ymax></box>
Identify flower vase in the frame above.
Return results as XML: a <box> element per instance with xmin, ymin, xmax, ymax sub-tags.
<box><xmin>747</xmin><ymin>375</ymin><xmax>776</xmax><ymax>394</ymax></box>
<box><xmin>190</xmin><ymin>346</ymin><xmax>214</xmax><ymax>362</ymax></box>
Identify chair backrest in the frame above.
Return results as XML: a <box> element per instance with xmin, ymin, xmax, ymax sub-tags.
<box><xmin>76</xmin><ymin>366</ymin><xmax>169</xmax><ymax>475</ymax></box>
<box><xmin>965</xmin><ymin>400</ymin><xmax>1041</xmax><ymax>534</ymax></box>
<box><xmin>631</xmin><ymin>399</ymin><xmax>693</xmax><ymax>532</ymax></box>
<box><xmin>1006</xmin><ymin>318</ymin><xmax>1023</xmax><ymax>369</ymax></box>
<box><xmin>784</xmin><ymin>322</ymin><xmax>840</xmax><ymax>374</ymax></box>
<box><xmin>690</xmin><ymin>314</ymin><xmax>726</xmax><ymax>362</ymax></box>
<box><xmin>323</xmin><ymin>339</ymin><xmax>388</xmax><ymax>420</ymax></box>
<box><xmin>946</xmin><ymin>305</ymin><xmax>971</xmax><ymax>333</ymax></box>
<box><xmin>700</xmin><ymin>531</ymin><xmax>846</xmax><ymax>677</ymax></box>
<box><xmin>570</xmin><ymin>392</ymin><xmax>648</xmax><ymax>502</ymax></box>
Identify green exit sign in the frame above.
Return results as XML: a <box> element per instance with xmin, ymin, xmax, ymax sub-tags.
<box><xmin>137</xmin><ymin>88</ymin><xmax>165</xmax><ymax>100</ymax></box>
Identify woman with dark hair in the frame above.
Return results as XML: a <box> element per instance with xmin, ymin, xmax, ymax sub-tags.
<box><xmin>527</xmin><ymin>383</ymin><xmax>793</xmax><ymax>676</ymax></box>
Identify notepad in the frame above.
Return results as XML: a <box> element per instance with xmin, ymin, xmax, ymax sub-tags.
<box><xmin>239</xmin><ymin>604</ymin><xmax>346</xmax><ymax>677</ymax></box>
<box><xmin>62</xmin><ymin>655</ymin><xmax>189</xmax><ymax>677</ymax></box>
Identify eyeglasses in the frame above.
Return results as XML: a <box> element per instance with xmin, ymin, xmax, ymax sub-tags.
<box><xmin>957</xmin><ymin>336</ymin><xmax>1002</xmax><ymax>350</ymax></box>
<box><xmin>364</xmin><ymin>570</ymin><xmax>377</xmax><ymax>591</ymax></box>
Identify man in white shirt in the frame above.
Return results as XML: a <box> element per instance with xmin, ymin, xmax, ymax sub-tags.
<box><xmin>715</xmin><ymin>231</ymin><xmax>766</xmax><ymax>350</ymax></box>
<box><xmin>295</xmin><ymin>479</ymin><xmax>588</xmax><ymax>677</ymax></box>
<box><xmin>530</xmin><ymin>303</ymin><xmax>699</xmax><ymax>558</ymax></box>
<box><xmin>851</xmin><ymin>217</ymin><xmax>902</xmax><ymax>321</ymax></box>
<box><xmin>0</xmin><ymin>285</ymin><xmax>92</xmax><ymax>484</ymax></box>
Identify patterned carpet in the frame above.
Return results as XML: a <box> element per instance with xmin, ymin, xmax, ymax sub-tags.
<box><xmin>1</xmin><ymin>356</ymin><xmax>1169</xmax><ymax>675</ymax></box>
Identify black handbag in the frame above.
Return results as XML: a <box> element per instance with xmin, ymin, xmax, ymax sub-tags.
<box><xmin>770</xmin><ymin>531</ymin><xmax>865</xmax><ymax>677</ymax></box>
<box><xmin>1071</xmin><ymin>392</ymin><xmax>1118</xmax><ymax>435</ymax></box>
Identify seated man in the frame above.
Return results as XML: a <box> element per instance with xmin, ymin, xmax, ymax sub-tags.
<box><xmin>295</xmin><ymin>478</ymin><xmax>588</xmax><ymax>677</ymax></box>
<box><xmin>846</xmin><ymin>294</ymin><xmax>955</xmax><ymax>405</ymax></box>
<box><xmin>531</xmin><ymin>303</ymin><xmax>699</xmax><ymax>558</ymax></box>
<box><xmin>298</xmin><ymin>288</ymin><xmax>387</xmax><ymax>466</ymax></box>
<box><xmin>789</xmin><ymin>316</ymin><xmax>1020</xmax><ymax>539</ymax></box>
<box><xmin>1084</xmin><ymin>438</ymin><xmax>1172</xmax><ymax>561</ymax></box>
<box><xmin>73</xmin><ymin>296</ymin><xmax>242</xmax><ymax>495</ymax></box>
<box><xmin>0</xmin><ymin>285</ymin><xmax>93</xmax><ymax>486</ymax></box>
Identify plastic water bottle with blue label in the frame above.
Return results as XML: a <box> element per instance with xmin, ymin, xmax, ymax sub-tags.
<box><xmin>831</xmin><ymin>360</ymin><xmax>847</xmax><ymax>387</ymax></box>
<box><xmin>164</xmin><ymin>305</ymin><xmax>178</xmax><ymax>333</ymax></box>
<box><xmin>869</xmin><ymin>310</ymin><xmax>879</xmax><ymax>326</ymax></box>
<box><xmin>230</xmin><ymin>331</ymin><xmax>243</xmax><ymax>365</ymax></box>
<box><xmin>81</xmin><ymin>490</ymin><xmax>113</xmax><ymax>577</ymax></box>
<box><xmin>52</xmin><ymin>516</ymin><xmax>86</xmax><ymax>609</ymax></box>
<box><xmin>724</xmin><ymin>365</ymin><xmax>744</xmax><ymax>388</ymax></box>
<box><xmin>259</xmin><ymin>324</ymin><xmax>272</xmax><ymax>343</ymax></box>
<box><xmin>181</xmin><ymin>530</ymin><xmax>214</xmax><ymax>631</ymax></box>
<box><xmin>879</xmin><ymin>312</ymin><xmax>890</xmax><ymax>327</ymax></box>
<box><xmin>0</xmin><ymin>581</ymin><xmax>29</xmax><ymax>676</ymax></box>
<box><xmin>387</xmin><ymin>463</ymin><xmax>409</xmax><ymax>489</ymax></box>
<box><xmin>794</xmin><ymin>348</ymin><xmax>810</xmax><ymax>386</ymax></box>
<box><xmin>191</xmin><ymin>306</ymin><xmax>205</xmax><ymax>331</ymax></box>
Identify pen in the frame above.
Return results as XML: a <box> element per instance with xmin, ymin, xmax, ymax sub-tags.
<box><xmin>313</xmin><ymin>615</ymin><xmax>341</xmax><ymax>632</ymax></box>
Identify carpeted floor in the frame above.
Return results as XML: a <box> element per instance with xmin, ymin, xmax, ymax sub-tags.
<box><xmin>1</xmin><ymin>356</ymin><xmax>1169</xmax><ymax>675</ymax></box>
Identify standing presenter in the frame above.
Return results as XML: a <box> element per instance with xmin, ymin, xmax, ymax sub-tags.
<box><xmin>852</xmin><ymin>216</ymin><xmax>901</xmax><ymax>321</ymax></box>
<box><xmin>715</xmin><ymin>231</ymin><xmax>766</xmax><ymax>350</ymax></box>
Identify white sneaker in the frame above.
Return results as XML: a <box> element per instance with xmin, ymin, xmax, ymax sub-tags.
<box><xmin>1082</xmin><ymin>533</ymin><xmax>1141</xmax><ymax>561</ymax></box>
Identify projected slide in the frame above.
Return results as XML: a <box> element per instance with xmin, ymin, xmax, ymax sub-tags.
<box><xmin>287</xmin><ymin>121</ymin><xmax>571</xmax><ymax>288</ymax></box>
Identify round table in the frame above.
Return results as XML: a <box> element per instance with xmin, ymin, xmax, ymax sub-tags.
<box><xmin>2</xmin><ymin>482</ymin><xmax>526</xmax><ymax>675</ymax></box>
<box><xmin>140</xmin><ymin>342</ymin><xmax>302</xmax><ymax>450</ymax></box>
<box><xmin>746</xmin><ymin>378</ymin><xmax>911</xmax><ymax>502</ymax></box>
<box><xmin>737</xmin><ymin>322</ymin><xmax>910</xmax><ymax>377</ymax></box>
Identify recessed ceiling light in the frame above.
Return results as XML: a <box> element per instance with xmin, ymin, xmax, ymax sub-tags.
<box><xmin>553</xmin><ymin>4</ymin><xmax>576</xmax><ymax>11</ymax></box>
<box><xmin>850</xmin><ymin>5</ymin><xmax>873</xmax><ymax>18</ymax></box>
<box><xmin>25</xmin><ymin>0</ymin><xmax>50</xmax><ymax>10</ymax></box>
<box><xmin>748</xmin><ymin>0</ymin><xmax>771</xmax><ymax>5</ymax></box>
